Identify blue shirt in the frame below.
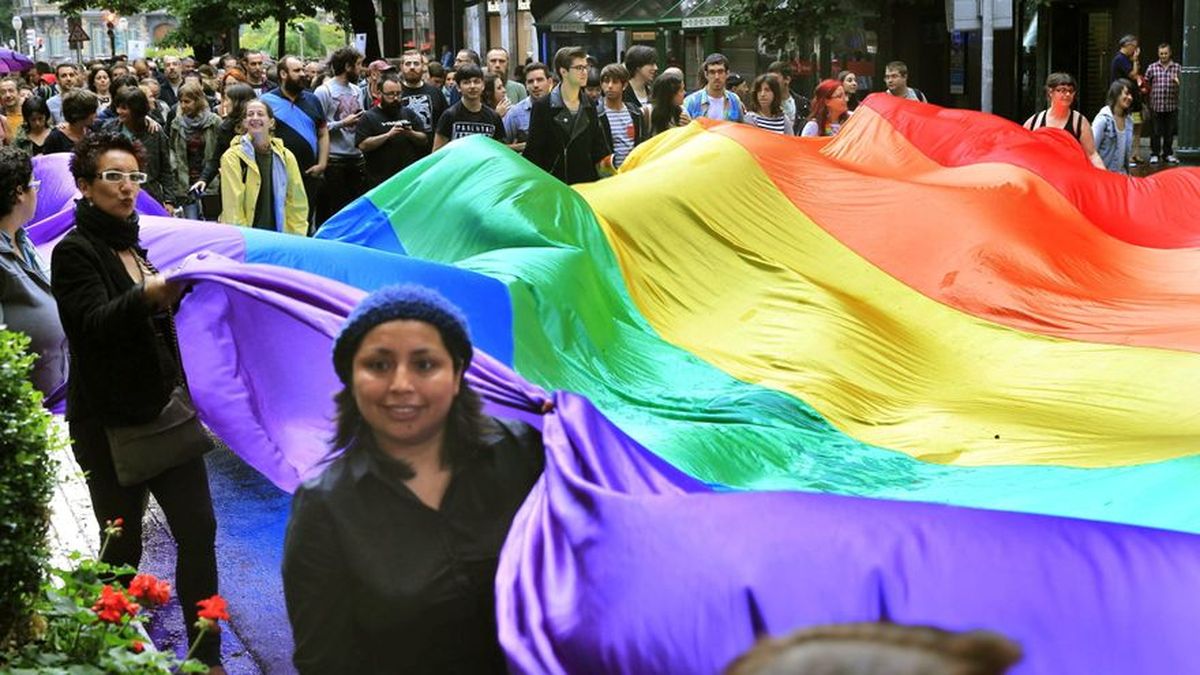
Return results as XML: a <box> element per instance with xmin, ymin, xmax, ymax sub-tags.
<box><xmin>262</xmin><ymin>89</ymin><xmax>327</xmax><ymax>171</ymax></box>
<box><xmin>0</xmin><ymin>228</ymin><xmax>47</xmax><ymax>281</ymax></box>
<box><xmin>503</xmin><ymin>96</ymin><xmax>534</xmax><ymax>142</ymax></box>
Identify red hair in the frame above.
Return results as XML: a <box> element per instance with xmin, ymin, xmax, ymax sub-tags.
<box><xmin>808</xmin><ymin>79</ymin><xmax>848</xmax><ymax>130</ymax></box>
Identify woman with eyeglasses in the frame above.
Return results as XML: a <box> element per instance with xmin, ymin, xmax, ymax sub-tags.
<box><xmin>50</xmin><ymin>133</ymin><xmax>224</xmax><ymax>674</ymax></box>
<box><xmin>801</xmin><ymin>79</ymin><xmax>850</xmax><ymax>137</ymax></box>
<box><xmin>0</xmin><ymin>147</ymin><xmax>67</xmax><ymax>406</ymax></box>
<box><xmin>1022</xmin><ymin>72</ymin><xmax>1105</xmax><ymax>169</ymax></box>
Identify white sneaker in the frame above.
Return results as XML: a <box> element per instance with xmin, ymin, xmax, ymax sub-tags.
<box><xmin>1149</xmin><ymin>155</ymin><xmax>1160</xmax><ymax>164</ymax></box>
<box><xmin>1167</xmin><ymin>155</ymin><xmax>1180</xmax><ymax>164</ymax></box>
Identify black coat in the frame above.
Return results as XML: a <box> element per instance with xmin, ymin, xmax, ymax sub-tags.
<box><xmin>522</xmin><ymin>87</ymin><xmax>611</xmax><ymax>184</ymax></box>
<box><xmin>282</xmin><ymin>416</ymin><xmax>545</xmax><ymax>674</ymax></box>
<box><xmin>50</xmin><ymin>225</ymin><xmax>177</xmax><ymax>425</ymax></box>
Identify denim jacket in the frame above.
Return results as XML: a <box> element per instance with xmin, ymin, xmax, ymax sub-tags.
<box><xmin>1091</xmin><ymin>106</ymin><xmax>1131</xmax><ymax>173</ymax></box>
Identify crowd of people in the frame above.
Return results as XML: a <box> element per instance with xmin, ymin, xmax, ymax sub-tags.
<box><xmin>0</xmin><ymin>43</ymin><xmax>945</xmax><ymax>219</ymax></box>
<box><xmin>0</xmin><ymin>37</ymin><xmax>1160</xmax><ymax>674</ymax></box>
<box><xmin>1023</xmin><ymin>34</ymin><xmax>1180</xmax><ymax>174</ymax></box>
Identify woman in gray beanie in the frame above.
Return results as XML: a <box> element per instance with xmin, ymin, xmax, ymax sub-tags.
<box><xmin>282</xmin><ymin>283</ymin><xmax>544</xmax><ymax>674</ymax></box>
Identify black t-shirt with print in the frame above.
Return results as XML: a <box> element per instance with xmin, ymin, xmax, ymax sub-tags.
<box><xmin>400</xmin><ymin>83</ymin><xmax>448</xmax><ymax>134</ymax></box>
<box><xmin>355</xmin><ymin>104</ymin><xmax>426</xmax><ymax>187</ymax></box>
<box><xmin>435</xmin><ymin>102</ymin><xmax>506</xmax><ymax>144</ymax></box>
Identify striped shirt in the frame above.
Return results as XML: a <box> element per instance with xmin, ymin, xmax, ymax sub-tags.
<box><xmin>746</xmin><ymin>113</ymin><xmax>790</xmax><ymax>135</ymax></box>
<box><xmin>604</xmin><ymin>107</ymin><xmax>636</xmax><ymax>168</ymax></box>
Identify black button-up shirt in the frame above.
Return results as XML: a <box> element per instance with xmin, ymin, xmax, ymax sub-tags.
<box><xmin>283</xmin><ymin>416</ymin><xmax>544</xmax><ymax>674</ymax></box>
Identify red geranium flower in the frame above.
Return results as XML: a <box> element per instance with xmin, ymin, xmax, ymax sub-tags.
<box><xmin>129</xmin><ymin>574</ymin><xmax>171</xmax><ymax>607</ymax></box>
<box><xmin>130</xmin><ymin>640</ymin><xmax>145</xmax><ymax>653</ymax></box>
<box><xmin>196</xmin><ymin>594</ymin><xmax>229</xmax><ymax>622</ymax></box>
<box><xmin>92</xmin><ymin>585</ymin><xmax>140</xmax><ymax>623</ymax></box>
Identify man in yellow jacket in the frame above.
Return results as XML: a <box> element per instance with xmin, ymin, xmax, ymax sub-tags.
<box><xmin>219</xmin><ymin>99</ymin><xmax>309</xmax><ymax>235</ymax></box>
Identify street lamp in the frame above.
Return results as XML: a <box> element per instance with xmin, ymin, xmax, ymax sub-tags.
<box><xmin>104</xmin><ymin>11</ymin><xmax>117</xmax><ymax>60</ymax></box>
<box><xmin>11</xmin><ymin>15</ymin><xmax>22</xmax><ymax>55</ymax></box>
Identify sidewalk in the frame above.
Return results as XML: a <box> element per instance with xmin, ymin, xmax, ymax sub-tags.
<box><xmin>47</xmin><ymin>427</ymin><xmax>269</xmax><ymax>674</ymax></box>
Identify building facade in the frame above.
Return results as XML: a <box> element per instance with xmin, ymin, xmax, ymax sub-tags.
<box><xmin>11</xmin><ymin>0</ymin><xmax>177</xmax><ymax>63</ymax></box>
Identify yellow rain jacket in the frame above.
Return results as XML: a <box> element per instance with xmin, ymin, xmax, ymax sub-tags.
<box><xmin>219</xmin><ymin>135</ymin><xmax>308</xmax><ymax>235</ymax></box>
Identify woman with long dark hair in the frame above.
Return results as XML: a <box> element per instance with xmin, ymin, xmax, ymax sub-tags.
<box><xmin>837</xmin><ymin>70</ymin><xmax>861</xmax><ymax>111</ymax></box>
<box><xmin>1092</xmin><ymin>79</ymin><xmax>1135</xmax><ymax>173</ymax></box>
<box><xmin>645</xmin><ymin>71</ymin><xmax>690</xmax><ymax>137</ymax></box>
<box><xmin>482</xmin><ymin>72</ymin><xmax>511</xmax><ymax>118</ymax></box>
<box><xmin>801</xmin><ymin>79</ymin><xmax>850</xmax><ymax>137</ymax></box>
<box><xmin>283</xmin><ymin>284</ymin><xmax>544</xmax><ymax>674</ymax></box>
<box><xmin>214</xmin><ymin>83</ymin><xmax>255</xmax><ymax>159</ymax></box>
<box><xmin>100</xmin><ymin>86</ymin><xmax>176</xmax><ymax>210</ymax></box>
<box><xmin>14</xmin><ymin>96</ymin><xmax>51</xmax><ymax>156</ymax></box>
<box><xmin>49</xmin><ymin>132</ymin><xmax>223</xmax><ymax>673</ymax></box>
<box><xmin>87</xmin><ymin>65</ymin><xmax>113</xmax><ymax>109</ymax></box>
<box><xmin>744</xmin><ymin>73</ymin><xmax>792</xmax><ymax>135</ymax></box>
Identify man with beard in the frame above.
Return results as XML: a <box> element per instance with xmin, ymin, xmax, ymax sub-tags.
<box><xmin>262</xmin><ymin>55</ymin><xmax>329</xmax><ymax>232</ymax></box>
<box><xmin>355</xmin><ymin>75</ymin><xmax>426</xmax><ymax>188</ymax></box>
<box><xmin>314</xmin><ymin>46</ymin><xmax>366</xmax><ymax>227</ymax></box>
<box><xmin>503</xmin><ymin>62</ymin><xmax>551</xmax><ymax>150</ymax></box>
<box><xmin>398</xmin><ymin>49</ymin><xmax>446</xmax><ymax>157</ymax></box>
<box><xmin>244</xmin><ymin>50</ymin><xmax>275</xmax><ymax>96</ymax></box>
<box><xmin>158</xmin><ymin>55</ymin><xmax>184</xmax><ymax>107</ymax></box>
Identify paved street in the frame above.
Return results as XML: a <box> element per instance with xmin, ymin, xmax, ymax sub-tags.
<box><xmin>49</xmin><ymin>429</ymin><xmax>294</xmax><ymax>673</ymax></box>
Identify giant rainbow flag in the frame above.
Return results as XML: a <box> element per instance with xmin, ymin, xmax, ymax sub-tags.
<box><xmin>28</xmin><ymin>94</ymin><xmax>1200</xmax><ymax>673</ymax></box>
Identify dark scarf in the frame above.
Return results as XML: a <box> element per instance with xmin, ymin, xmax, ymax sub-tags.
<box><xmin>73</xmin><ymin>197</ymin><xmax>140</xmax><ymax>251</ymax></box>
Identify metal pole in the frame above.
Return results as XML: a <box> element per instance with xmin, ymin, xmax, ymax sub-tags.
<box><xmin>1178</xmin><ymin>0</ymin><xmax>1200</xmax><ymax>162</ymax></box>
<box><xmin>981</xmin><ymin>0</ymin><xmax>994</xmax><ymax>113</ymax></box>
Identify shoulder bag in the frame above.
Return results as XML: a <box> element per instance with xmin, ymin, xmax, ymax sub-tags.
<box><xmin>104</xmin><ymin>251</ymin><xmax>212</xmax><ymax>486</ymax></box>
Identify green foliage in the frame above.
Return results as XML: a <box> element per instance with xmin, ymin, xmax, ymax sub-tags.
<box><xmin>3</xmin><ymin>530</ymin><xmax>210</xmax><ymax>673</ymax></box>
<box><xmin>730</xmin><ymin>0</ymin><xmax>864</xmax><ymax>53</ymax></box>
<box><xmin>53</xmin><ymin>0</ymin><xmax>349</xmax><ymax>55</ymax></box>
<box><xmin>241</xmin><ymin>18</ymin><xmax>347</xmax><ymax>59</ymax></box>
<box><xmin>0</xmin><ymin>331</ymin><xmax>61</xmax><ymax>648</ymax></box>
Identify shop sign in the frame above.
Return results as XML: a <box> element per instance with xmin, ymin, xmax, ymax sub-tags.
<box><xmin>681</xmin><ymin>15</ymin><xmax>729</xmax><ymax>29</ymax></box>
<box><xmin>631</xmin><ymin>31</ymin><xmax>656</xmax><ymax>41</ymax></box>
<box><xmin>551</xmin><ymin>22</ymin><xmax>587</xmax><ymax>33</ymax></box>
<box><xmin>518</xmin><ymin>0</ymin><xmax>531</xmax><ymax>9</ymax></box>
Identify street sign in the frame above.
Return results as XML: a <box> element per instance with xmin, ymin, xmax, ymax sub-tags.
<box><xmin>681</xmin><ymin>15</ymin><xmax>730</xmax><ymax>29</ymax></box>
<box><xmin>550</xmin><ymin>22</ymin><xmax>586</xmax><ymax>33</ymax></box>
<box><xmin>67</xmin><ymin>17</ymin><xmax>90</xmax><ymax>43</ymax></box>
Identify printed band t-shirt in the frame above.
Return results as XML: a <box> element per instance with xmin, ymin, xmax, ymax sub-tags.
<box><xmin>435</xmin><ymin>102</ymin><xmax>506</xmax><ymax>144</ymax></box>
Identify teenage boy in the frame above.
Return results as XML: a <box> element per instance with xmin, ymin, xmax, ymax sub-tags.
<box><xmin>597</xmin><ymin>64</ymin><xmax>644</xmax><ymax>170</ymax></box>
<box><xmin>432</xmin><ymin>64</ymin><xmax>506</xmax><ymax>151</ymax></box>
<box><xmin>683</xmin><ymin>53</ymin><xmax>744</xmax><ymax>122</ymax></box>
<box><xmin>523</xmin><ymin>46</ymin><xmax>613</xmax><ymax>184</ymax></box>
<box><xmin>622</xmin><ymin>45</ymin><xmax>657</xmax><ymax>110</ymax></box>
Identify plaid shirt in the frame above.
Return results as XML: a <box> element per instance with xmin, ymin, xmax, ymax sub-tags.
<box><xmin>1145</xmin><ymin>60</ymin><xmax>1181</xmax><ymax>112</ymax></box>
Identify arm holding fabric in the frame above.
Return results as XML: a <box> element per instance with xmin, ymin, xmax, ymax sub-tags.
<box><xmin>50</xmin><ymin>239</ymin><xmax>154</xmax><ymax>348</ymax></box>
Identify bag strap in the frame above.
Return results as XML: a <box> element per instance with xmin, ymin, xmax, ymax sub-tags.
<box><xmin>131</xmin><ymin>249</ymin><xmax>189</xmax><ymax>391</ymax></box>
